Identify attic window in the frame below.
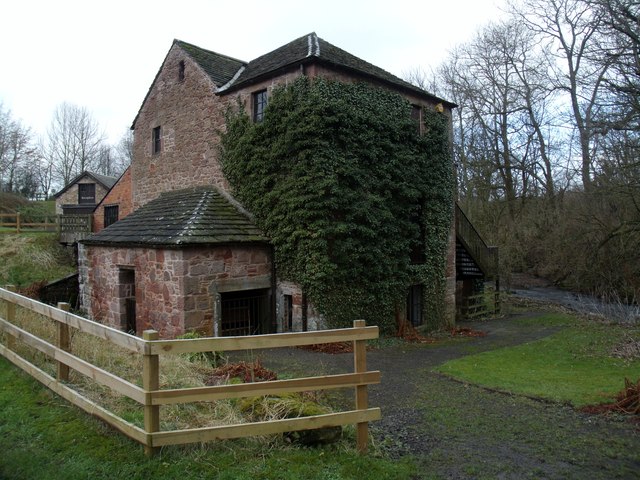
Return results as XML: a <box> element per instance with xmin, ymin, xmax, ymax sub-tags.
<box><xmin>152</xmin><ymin>126</ymin><xmax>161</xmax><ymax>154</ymax></box>
<box><xmin>178</xmin><ymin>60</ymin><xmax>185</xmax><ymax>82</ymax></box>
<box><xmin>253</xmin><ymin>89</ymin><xmax>268</xmax><ymax>123</ymax></box>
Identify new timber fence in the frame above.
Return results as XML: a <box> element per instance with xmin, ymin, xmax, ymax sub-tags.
<box><xmin>0</xmin><ymin>286</ymin><xmax>381</xmax><ymax>456</ymax></box>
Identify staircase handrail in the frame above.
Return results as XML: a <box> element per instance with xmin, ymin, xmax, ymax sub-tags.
<box><xmin>455</xmin><ymin>203</ymin><xmax>498</xmax><ymax>279</ymax></box>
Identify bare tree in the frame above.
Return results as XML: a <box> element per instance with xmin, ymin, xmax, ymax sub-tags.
<box><xmin>0</xmin><ymin>103</ymin><xmax>37</xmax><ymax>194</ymax></box>
<box><xmin>43</xmin><ymin>102</ymin><xmax>106</xmax><ymax>187</ymax></box>
<box><xmin>114</xmin><ymin>128</ymin><xmax>134</xmax><ymax>172</ymax></box>
<box><xmin>591</xmin><ymin>0</ymin><xmax>640</xmax><ymax>133</ymax></box>
<box><xmin>509</xmin><ymin>0</ymin><xmax>614</xmax><ymax>191</ymax></box>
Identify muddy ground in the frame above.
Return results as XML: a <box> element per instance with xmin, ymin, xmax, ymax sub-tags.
<box><xmin>245</xmin><ymin>313</ymin><xmax>640</xmax><ymax>479</ymax></box>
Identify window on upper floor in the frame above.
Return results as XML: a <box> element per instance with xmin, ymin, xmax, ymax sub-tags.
<box><xmin>152</xmin><ymin>126</ymin><xmax>161</xmax><ymax>154</ymax></box>
<box><xmin>178</xmin><ymin>60</ymin><xmax>185</xmax><ymax>82</ymax></box>
<box><xmin>78</xmin><ymin>183</ymin><xmax>96</xmax><ymax>204</ymax></box>
<box><xmin>104</xmin><ymin>205</ymin><xmax>119</xmax><ymax>228</ymax></box>
<box><xmin>253</xmin><ymin>89</ymin><xmax>268</xmax><ymax>123</ymax></box>
<box><xmin>411</xmin><ymin>105</ymin><xmax>422</xmax><ymax>134</ymax></box>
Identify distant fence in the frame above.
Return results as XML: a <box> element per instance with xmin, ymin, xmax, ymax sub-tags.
<box><xmin>0</xmin><ymin>287</ymin><xmax>381</xmax><ymax>456</ymax></box>
<box><xmin>0</xmin><ymin>213</ymin><xmax>58</xmax><ymax>233</ymax></box>
<box><xmin>59</xmin><ymin>214</ymin><xmax>92</xmax><ymax>244</ymax></box>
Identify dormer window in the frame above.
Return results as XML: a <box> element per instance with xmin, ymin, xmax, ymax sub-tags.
<box><xmin>253</xmin><ymin>89</ymin><xmax>268</xmax><ymax>122</ymax></box>
<box><xmin>152</xmin><ymin>126</ymin><xmax>161</xmax><ymax>154</ymax></box>
<box><xmin>178</xmin><ymin>60</ymin><xmax>185</xmax><ymax>82</ymax></box>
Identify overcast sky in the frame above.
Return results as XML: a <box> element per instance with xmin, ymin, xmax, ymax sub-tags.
<box><xmin>0</xmin><ymin>0</ymin><xmax>506</xmax><ymax>144</ymax></box>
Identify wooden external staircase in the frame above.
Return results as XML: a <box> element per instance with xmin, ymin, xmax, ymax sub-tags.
<box><xmin>455</xmin><ymin>203</ymin><xmax>500</xmax><ymax>318</ymax></box>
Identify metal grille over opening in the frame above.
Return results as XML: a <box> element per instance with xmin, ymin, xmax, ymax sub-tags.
<box><xmin>220</xmin><ymin>288</ymin><xmax>270</xmax><ymax>336</ymax></box>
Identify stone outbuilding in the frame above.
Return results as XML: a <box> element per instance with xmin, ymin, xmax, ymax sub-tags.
<box><xmin>54</xmin><ymin>171</ymin><xmax>117</xmax><ymax>216</ymax></box>
<box><xmin>79</xmin><ymin>187</ymin><xmax>272</xmax><ymax>337</ymax></box>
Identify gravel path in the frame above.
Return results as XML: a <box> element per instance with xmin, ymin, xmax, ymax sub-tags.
<box><xmin>247</xmin><ymin>313</ymin><xmax>640</xmax><ymax>479</ymax></box>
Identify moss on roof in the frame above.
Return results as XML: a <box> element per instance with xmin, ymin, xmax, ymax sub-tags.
<box><xmin>175</xmin><ymin>40</ymin><xmax>246</xmax><ymax>87</ymax></box>
<box><xmin>82</xmin><ymin>187</ymin><xmax>267</xmax><ymax>248</ymax></box>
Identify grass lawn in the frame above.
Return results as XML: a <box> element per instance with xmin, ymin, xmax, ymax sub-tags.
<box><xmin>436</xmin><ymin>313</ymin><xmax>640</xmax><ymax>406</ymax></box>
<box><xmin>0</xmin><ymin>357</ymin><xmax>414</xmax><ymax>480</ymax></box>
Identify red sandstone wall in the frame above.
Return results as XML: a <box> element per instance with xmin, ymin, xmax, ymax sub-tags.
<box><xmin>132</xmin><ymin>45</ymin><xmax>233</xmax><ymax>209</ymax></box>
<box><xmin>93</xmin><ymin>167</ymin><xmax>133</xmax><ymax>232</ymax></box>
<box><xmin>79</xmin><ymin>243</ymin><xmax>273</xmax><ymax>338</ymax></box>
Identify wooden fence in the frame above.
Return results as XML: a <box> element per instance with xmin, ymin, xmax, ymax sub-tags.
<box><xmin>0</xmin><ymin>287</ymin><xmax>381</xmax><ymax>456</ymax></box>
<box><xmin>0</xmin><ymin>213</ymin><xmax>58</xmax><ymax>233</ymax></box>
<box><xmin>58</xmin><ymin>214</ymin><xmax>93</xmax><ymax>244</ymax></box>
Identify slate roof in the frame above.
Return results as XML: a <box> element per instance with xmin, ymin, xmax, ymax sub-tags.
<box><xmin>221</xmin><ymin>32</ymin><xmax>452</xmax><ymax>105</ymax></box>
<box><xmin>174</xmin><ymin>40</ymin><xmax>246</xmax><ymax>87</ymax></box>
<box><xmin>82</xmin><ymin>187</ymin><xmax>267</xmax><ymax>248</ymax></box>
<box><xmin>53</xmin><ymin>171</ymin><xmax>118</xmax><ymax>199</ymax></box>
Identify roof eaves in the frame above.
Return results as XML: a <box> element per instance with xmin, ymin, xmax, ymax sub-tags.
<box><xmin>315</xmin><ymin>56</ymin><xmax>457</xmax><ymax>108</ymax></box>
<box><xmin>53</xmin><ymin>171</ymin><xmax>117</xmax><ymax>198</ymax></box>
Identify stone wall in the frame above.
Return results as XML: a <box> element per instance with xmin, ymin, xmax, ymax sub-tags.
<box><xmin>93</xmin><ymin>167</ymin><xmax>133</xmax><ymax>232</ymax></box>
<box><xmin>275</xmin><ymin>281</ymin><xmax>324</xmax><ymax>332</ymax></box>
<box><xmin>55</xmin><ymin>176</ymin><xmax>110</xmax><ymax>214</ymax></box>
<box><xmin>79</xmin><ymin>242</ymin><xmax>273</xmax><ymax>338</ymax></box>
<box><xmin>131</xmin><ymin>45</ymin><xmax>232</xmax><ymax>208</ymax></box>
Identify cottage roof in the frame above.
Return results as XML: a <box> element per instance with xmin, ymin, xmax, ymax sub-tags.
<box><xmin>53</xmin><ymin>171</ymin><xmax>118</xmax><ymax>199</ymax></box>
<box><xmin>82</xmin><ymin>187</ymin><xmax>267</xmax><ymax>248</ymax></box>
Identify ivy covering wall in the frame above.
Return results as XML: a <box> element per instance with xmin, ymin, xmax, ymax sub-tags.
<box><xmin>221</xmin><ymin>77</ymin><xmax>453</xmax><ymax>332</ymax></box>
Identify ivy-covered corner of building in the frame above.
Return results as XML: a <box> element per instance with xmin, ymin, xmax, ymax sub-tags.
<box><xmin>221</xmin><ymin>77</ymin><xmax>453</xmax><ymax>333</ymax></box>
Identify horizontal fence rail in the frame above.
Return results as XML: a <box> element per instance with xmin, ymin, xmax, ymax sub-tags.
<box><xmin>0</xmin><ymin>213</ymin><xmax>59</xmax><ymax>234</ymax></box>
<box><xmin>0</xmin><ymin>286</ymin><xmax>381</xmax><ymax>456</ymax></box>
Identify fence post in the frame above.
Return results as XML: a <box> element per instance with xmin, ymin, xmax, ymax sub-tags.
<box><xmin>353</xmin><ymin>319</ymin><xmax>369</xmax><ymax>453</ymax></box>
<box><xmin>143</xmin><ymin>330</ymin><xmax>160</xmax><ymax>457</ymax></box>
<box><xmin>5</xmin><ymin>285</ymin><xmax>17</xmax><ymax>351</ymax></box>
<box><xmin>56</xmin><ymin>302</ymin><xmax>71</xmax><ymax>382</ymax></box>
<box><xmin>16</xmin><ymin>212</ymin><xmax>20</xmax><ymax>234</ymax></box>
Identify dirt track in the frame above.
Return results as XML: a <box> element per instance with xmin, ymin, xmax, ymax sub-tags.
<box><xmin>251</xmin><ymin>313</ymin><xmax>640</xmax><ymax>479</ymax></box>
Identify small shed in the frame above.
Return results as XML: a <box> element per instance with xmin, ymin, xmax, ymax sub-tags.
<box><xmin>53</xmin><ymin>171</ymin><xmax>118</xmax><ymax>216</ymax></box>
<box><xmin>78</xmin><ymin>187</ymin><xmax>273</xmax><ymax>338</ymax></box>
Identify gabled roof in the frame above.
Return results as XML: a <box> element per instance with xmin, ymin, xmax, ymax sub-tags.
<box><xmin>175</xmin><ymin>39</ymin><xmax>246</xmax><ymax>87</ymax></box>
<box><xmin>131</xmin><ymin>33</ymin><xmax>453</xmax><ymax>130</ymax></box>
<box><xmin>53</xmin><ymin>171</ymin><xmax>118</xmax><ymax>199</ymax></box>
<box><xmin>221</xmin><ymin>32</ymin><xmax>452</xmax><ymax>106</ymax></box>
<box><xmin>81</xmin><ymin>187</ymin><xmax>267</xmax><ymax>248</ymax></box>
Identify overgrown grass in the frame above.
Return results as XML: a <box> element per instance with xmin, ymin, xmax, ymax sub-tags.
<box><xmin>0</xmin><ymin>357</ymin><xmax>415</xmax><ymax>480</ymax></box>
<box><xmin>436</xmin><ymin>313</ymin><xmax>640</xmax><ymax>406</ymax></box>
<box><xmin>0</xmin><ymin>300</ymin><xmax>413</xmax><ymax>479</ymax></box>
<box><xmin>0</xmin><ymin>233</ymin><xmax>75</xmax><ymax>287</ymax></box>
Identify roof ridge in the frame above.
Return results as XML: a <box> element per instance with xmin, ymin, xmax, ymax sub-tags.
<box><xmin>176</xmin><ymin>189</ymin><xmax>212</xmax><ymax>238</ymax></box>
<box><xmin>174</xmin><ymin>38</ymin><xmax>247</xmax><ymax>65</ymax></box>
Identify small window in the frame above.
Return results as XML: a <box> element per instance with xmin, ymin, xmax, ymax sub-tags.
<box><xmin>178</xmin><ymin>60</ymin><xmax>185</xmax><ymax>82</ymax></box>
<box><xmin>253</xmin><ymin>90</ymin><xmax>268</xmax><ymax>122</ymax></box>
<box><xmin>78</xmin><ymin>183</ymin><xmax>96</xmax><ymax>204</ymax></box>
<box><xmin>283</xmin><ymin>294</ymin><xmax>293</xmax><ymax>332</ymax></box>
<box><xmin>411</xmin><ymin>105</ymin><xmax>422</xmax><ymax>134</ymax></box>
<box><xmin>104</xmin><ymin>205</ymin><xmax>119</xmax><ymax>227</ymax></box>
<box><xmin>152</xmin><ymin>126</ymin><xmax>161</xmax><ymax>154</ymax></box>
